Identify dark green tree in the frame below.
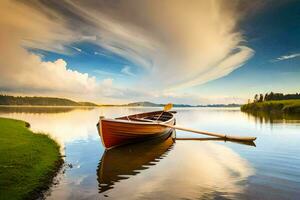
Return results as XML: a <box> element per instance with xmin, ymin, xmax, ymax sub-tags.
<box><xmin>254</xmin><ymin>94</ymin><xmax>258</xmax><ymax>102</ymax></box>
<box><xmin>259</xmin><ymin>94</ymin><xmax>264</xmax><ymax>102</ymax></box>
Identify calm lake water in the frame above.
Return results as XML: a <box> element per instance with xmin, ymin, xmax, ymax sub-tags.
<box><xmin>1</xmin><ymin>106</ymin><xmax>300</xmax><ymax>200</ymax></box>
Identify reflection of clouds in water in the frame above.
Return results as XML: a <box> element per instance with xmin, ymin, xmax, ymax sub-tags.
<box><xmin>176</xmin><ymin>108</ymin><xmax>243</xmax><ymax>127</ymax></box>
<box><xmin>45</xmin><ymin>175</ymin><xmax>98</xmax><ymax>200</ymax></box>
<box><xmin>0</xmin><ymin>107</ymin><xmax>157</xmax><ymax>145</ymax></box>
<box><xmin>0</xmin><ymin>109</ymin><xmax>99</xmax><ymax>145</ymax></box>
<box><xmin>101</xmin><ymin>141</ymin><xmax>254</xmax><ymax>199</ymax></box>
<box><xmin>0</xmin><ymin>107</ymin><xmax>255</xmax><ymax>199</ymax></box>
<box><xmin>175</xmin><ymin>108</ymin><xmax>258</xmax><ymax>138</ymax></box>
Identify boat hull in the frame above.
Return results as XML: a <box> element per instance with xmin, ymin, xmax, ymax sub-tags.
<box><xmin>97</xmin><ymin>114</ymin><xmax>175</xmax><ymax>149</ymax></box>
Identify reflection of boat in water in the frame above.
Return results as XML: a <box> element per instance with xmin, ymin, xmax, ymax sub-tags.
<box><xmin>97</xmin><ymin>132</ymin><xmax>255</xmax><ymax>199</ymax></box>
<box><xmin>97</xmin><ymin>130</ymin><xmax>175</xmax><ymax>193</ymax></box>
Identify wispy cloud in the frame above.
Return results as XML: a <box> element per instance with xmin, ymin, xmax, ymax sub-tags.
<box><xmin>0</xmin><ymin>0</ymin><xmax>256</xmax><ymax>103</ymax></box>
<box><xmin>94</xmin><ymin>69</ymin><xmax>123</xmax><ymax>77</ymax></box>
<box><xmin>71</xmin><ymin>46</ymin><xmax>83</xmax><ymax>53</ymax></box>
<box><xmin>276</xmin><ymin>53</ymin><xmax>300</xmax><ymax>61</ymax></box>
<box><xmin>94</xmin><ymin>51</ymin><xmax>105</xmax><ymax>56</ymax></box>
<box><xmin>121</xmin><ymin>66</ymin><xmax>135</xmax><ymax>76</ymax></box>
<box><xmin>94</xmin><ymin>51</ymin><xmax>113</xmax><ymax>59</ymax></box>
<box><xmin>13</xmin><ymin>1</ymin><xmax>253</xmax><ymax>87</ymax></box>
<box><xmin>80</xmin><ymin>35</ymin><xmax>97</xmax><ymax>41</ymax></box>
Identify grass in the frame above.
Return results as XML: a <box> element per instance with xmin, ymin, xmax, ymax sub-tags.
<box><xmin>0</xmin><ymin>117</ymin><xmax>63</xmax><ymax>200</ymax></box>
<box><xmin>241</xmin><ymin>99</ymin><xmax>300</xmax><ymax>114</ymax></box>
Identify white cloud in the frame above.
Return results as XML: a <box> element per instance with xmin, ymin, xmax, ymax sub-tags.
<box><xmin>102</xmin><ymin>78</ymin><xmax>113</xmax><ymax>86</ymax></box>
<box><xmin>121</xmin><ymin>66</ymin><xmax>135</xmax><ymax>76</ymax></box>
<box><xmin>94</xmin><ymin>69</ymin><xmax>122</xmax><ymax>77</ymax></box>
<box><xmin>0</xmin><ymin>1</ymin><xmax>102</xmax><ymax>98</ymax></box>
<box><xmin>94</xmin><ymin>51</ymin><xmax>113</xmax><ymax>59</ymax></box>
<box><xmin>276</xmin><ymin>53</ymin><xmax>300</xmax><ymax>61</ymax></box>
<box><xmin>71</xmin><ymin>46</ymin><xmax>83</xmax><ymax>53</ymax></box>
<box><xmin>0</xmin><ymin>50</ymin><xmax>97</xmax><ymax>94</ymax></box>
<box><xmin>168</xmin><ymin>46</ymin><xmax>254</xmax><ymax>90</ymax></box>
<box><xmin>80</xmin><ymin>35</ymin><xmax>97</xmax><ymax>41</ymax></box>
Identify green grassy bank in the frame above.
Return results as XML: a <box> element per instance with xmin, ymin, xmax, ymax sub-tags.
<box><xmin>0</xmin><ymin>118</ymin><xmax>63</xmax><ymax>200</ymax></box>
<box><xmin>241</xmin><ymin>99</ymin><xmax>300</xmax><ymax>114</ymax></box>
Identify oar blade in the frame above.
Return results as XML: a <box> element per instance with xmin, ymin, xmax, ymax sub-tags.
<box><xmin>164</xmin><ymin>103</ymin><xmax>173</xmax><ymax>112</ymax></box>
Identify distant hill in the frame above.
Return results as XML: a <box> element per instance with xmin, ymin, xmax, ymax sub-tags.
<box><xmin>126</xmin><ymin>101</ymin><xmax>193</xmax><ymax>107</ymax></box>
<box><xmin>0</xmin><ymin>95</ymin><xmax>240</xmax><ymax>107</ymax></box>
<box><xmin>0</xmin><ymin>95</ymin><xmax>98</xmax><ymax>106</ymax></box>
<box><xmin>173</xmin><ymin>104</ymin><xmax>195</xmax><ymax>107</ymax></box>
<box><xmin>199</xmin><ymin>103</ymin><xmax>241</xmax><ymax>107</ymax></box>
<box><xmin>126</xmin><ymin>101</ymin><xmax>164</xmax><ymax>107</ymax></box>
<box><xmin>78</xmin><ymin>102</ymin><xmax>98</xmax><ymax>106</ymax></box>
<box><xmin>126</xmin><ymin>101</ymin><xmax>240</xmax><ymax>108</ymax></box>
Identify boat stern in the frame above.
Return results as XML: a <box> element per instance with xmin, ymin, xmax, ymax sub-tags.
<box><xmin>97</xmin><ymin>116</ymin><xmax>108</xmax><ymax>148</ymax></box>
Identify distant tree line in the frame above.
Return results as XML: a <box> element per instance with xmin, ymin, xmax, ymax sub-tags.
<box><xmin>252</xmin><ymin>92</ymin><xmax>300</xmax><ymax>103</ymax></box>
<box><xmin>0</xmin><ymin>94</ymin><xmax>81</xmax><ymax>106</ymax></box>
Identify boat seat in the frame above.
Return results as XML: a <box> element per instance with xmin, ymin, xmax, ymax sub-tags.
<box><xmin>129</xmin><ymin>117</ymin><xmax>156</xmax><ymax>122</ymax></box>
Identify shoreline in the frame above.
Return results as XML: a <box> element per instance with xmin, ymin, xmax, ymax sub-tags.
<box><xmin>0</xmin><ymin>105</ymin><xmax>97</xmax><ymax>108</ymax></box>
<box><xmin>0</xmin><ymin>117</ymin><xmax>64</xmax><ymax>200</ymax></box>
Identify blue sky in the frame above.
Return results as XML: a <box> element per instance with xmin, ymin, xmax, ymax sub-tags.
<box><xmin>0</xmin><ymin>0</ymin><xmax>299</xmax><ymax>104</ymax></box>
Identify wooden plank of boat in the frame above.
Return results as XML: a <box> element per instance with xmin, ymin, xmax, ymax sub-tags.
<box><xmin>97</xmin><ymin>111</ymin><xmax>175</xmax><ymax>149</ymax></box>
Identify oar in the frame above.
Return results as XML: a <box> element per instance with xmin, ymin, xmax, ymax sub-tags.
<box><xmin>155</xmin><ymin>103</ymin><xmax>173</xmax><ymax>121</ymax></box>
<box><xmin>159</xmin><ymin>103</ymin><xmax>256</xmax><ymax>142</ymax></box>
<box><xmin>132</xmin><ymin>116</ymin><xmax>257</xmax><ymax>142</ymax></box>
<box><xmin>139</xmin><ymin>103</ymin><xmax>256</xmax><ymax>142</ymax></box>
<box><xmin>159</xmin><ymin>123</ymin><xmax>257</xmax><ymax>142</ymax></box>
<box><xmin>175</xmin><ymin>137</ymin><xmax>256</xmax><ymax>147</ymax></box>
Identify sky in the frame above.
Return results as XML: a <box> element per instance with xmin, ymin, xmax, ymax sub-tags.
<box><xmin>0</xmin><ymin>0</ymin><xmax>299</xmax><ymax>104</ymax></box>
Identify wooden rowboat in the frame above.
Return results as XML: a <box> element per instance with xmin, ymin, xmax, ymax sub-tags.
<box><xmin>97</xmin><ymin>111</ymin><xmax>176</xmax><ymax>149</ymax></box>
